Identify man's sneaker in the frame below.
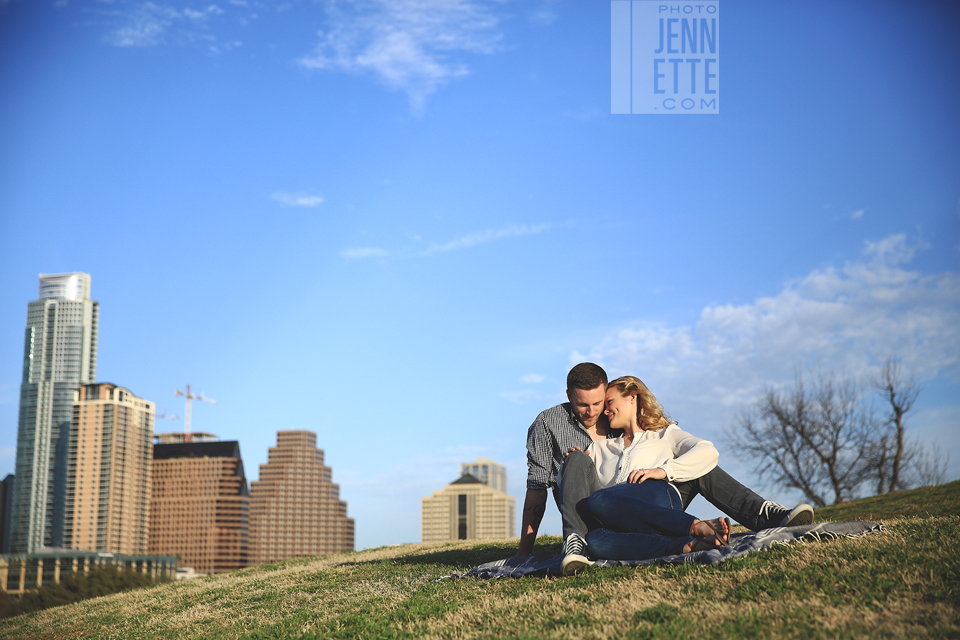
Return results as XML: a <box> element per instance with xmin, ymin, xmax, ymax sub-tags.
<box><xmin>561</xmin><ymin>532</ymin><xmax>594</xmax><ymax>576</ymax></box>
<box><xmin>758</xmin><ymin>500</ymin><xmax>815</xmax><ymax>529</ymax></box>
<box><xmin>780</xmin><ymin>504</ymin><xmax>814</xmax><ymax>527</ymax></box>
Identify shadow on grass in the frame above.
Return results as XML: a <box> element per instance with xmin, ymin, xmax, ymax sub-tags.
<box><xmin>390</xmin><ymin>537</ymin><xmax>571</xmax><ymax>569</ymax></box>
<box><xmin>392</xmin><ymin>546</ymin><xmax>517</xmax><ymax>568</ymax></box>
<box><xmin>325</xmin><ymin>537</ymin><xmax>567</xmax><ymax>572</ymax></box>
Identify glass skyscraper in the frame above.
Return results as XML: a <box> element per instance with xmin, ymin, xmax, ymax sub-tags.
<box><xmin>9</xmin><ymin>273</ymin><xmax>99</xmax><ymax>552</ymax></box>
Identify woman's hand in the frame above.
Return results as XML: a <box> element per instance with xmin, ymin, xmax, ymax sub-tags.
<box><xmin>627</xmin><ymin>467</ymin><xmax>666</xmax><ymax>483</ymax></box>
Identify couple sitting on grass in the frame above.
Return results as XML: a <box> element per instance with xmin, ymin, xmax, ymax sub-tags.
<box><xmin>517</xmin><ymin>362</ymin><xmax>814</xmax><ymax>576</ymax></box>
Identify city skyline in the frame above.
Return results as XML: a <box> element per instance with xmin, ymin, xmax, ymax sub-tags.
<box><xmin>1</xmin><ymin>0</ymin><xmax>958</xmax><ymax>550</ymax></box>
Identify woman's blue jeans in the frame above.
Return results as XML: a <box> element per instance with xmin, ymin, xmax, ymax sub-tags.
<box><xmin>584</xmin><ymin>480</ymin><xmax>697</xmax><ymax>560</ymax></box>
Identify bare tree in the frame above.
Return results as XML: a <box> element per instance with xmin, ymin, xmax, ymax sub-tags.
<box><xmin>912</xmin><ymin>443</ymin><xmax>949</xmax><ymax>488</ymax></box>
<box><xmin>728</xmin><ymin>371</ymin><xmax>875</xmax><ymax>507</ymax></box>
<box><xmin>726</xmin><ymin>359</ymin><xmax>940</xmax><ymax>506</ymax></box>
<box><xmin>870</xmin><ymin>357</ymin><xmax>921</xmax><ymax>493</ymax></box>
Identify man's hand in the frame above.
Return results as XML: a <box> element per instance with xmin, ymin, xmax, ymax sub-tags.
<box><xmin>562</xmin><ymin>446</ymin><xmax>590</xmax><ymax>463</ymax></box>
<box><xmin>627</xmin><ymin>467</ymin><xmax>667</xmax><ymax>484</ymax></box>
<box><xmin>516</xmin><ymin>488</ymin><xmax>548</xmax><ymax>557</ymax></box>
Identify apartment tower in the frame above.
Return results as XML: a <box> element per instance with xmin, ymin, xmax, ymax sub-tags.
<box><xmin>149</xmin><ymin>438</ymin><xmax>249</xmax><ymax>574</ymax></box>
<box><xmin>421</xmin><ymin>458</ymin><xmax>516</xmax><ymax>543</ymax></box>
<box><xmin>249</xmin><ymin>431</ymin><xmax>354</xmax><ymax>563</ymax></box>
<box><xmin>64</xmin><ymin>383</ymin><xmax>154</xmax><ymax>554</ymax></box>
<box><xmin>10</xmin><ymin>273</ymin><xmax>99</xmax><ymax>552</ymax></box>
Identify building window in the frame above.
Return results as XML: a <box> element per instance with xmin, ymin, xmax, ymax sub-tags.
<box><xmin>457</xmin><ymin>494</ymin><xmax>467</xmax><ymax>540</ymax></box>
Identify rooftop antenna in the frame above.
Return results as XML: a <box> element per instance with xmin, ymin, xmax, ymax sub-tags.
<box><xmin>174</xmin><ymin>384</ymin><xmax>216</xmax><ymax>443</ymax></box>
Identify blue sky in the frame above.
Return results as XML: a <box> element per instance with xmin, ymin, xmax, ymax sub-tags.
<box><xmin>1</xmin><ymin>0</ymin><xmax>958</xmax><ymax>550</ymax></box>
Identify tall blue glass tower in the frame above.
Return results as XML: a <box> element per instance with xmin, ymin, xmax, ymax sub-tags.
<box><xmin>9</xmin><ymin>273</ymin><xmax>98</xmax><ymax>552</ymax></box>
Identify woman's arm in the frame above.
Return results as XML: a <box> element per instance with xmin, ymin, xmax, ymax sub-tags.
<box><xmin>660</xmin><ymin>425</ymin><xmax>719</xmax><ymax>482</ymax></box>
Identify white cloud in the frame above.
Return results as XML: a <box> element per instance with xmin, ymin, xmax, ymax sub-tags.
<box><xmin>520</xmin><ymin>373</ymin><xmax>544</xmax><ymax>384</ymax></box>
<box><xmin>184</xmin><ymin>6</ymin><xmax>224</xmax><ymax>20</ymax></box>
<box><xmin>109</xmin><ymin>2</ymin><xmax>227</xmax><ymax>48</ymax></box>
<box><xmin>340</xmin><ymin>222</ymin><xmax>549</xmax><ymax>260</ymax></box>
<box><xmin>271</xmin><ymin>192</ymin><xmax>325</xmax><ymax>207</ymax></box>
<box><xmin>851</xmin><ymin>208</ymin><xmax>865</xmax><ymax>220</ymax></box>
<box><xmin>340</xmin><ymin>247</ymin><xmax>390</xmax><ymax>259</ymax></box>
<box><xmin>111</xmin><ymin>3</ymin><xmax>180</xmax><ymax>47</ymax></box>
<box><xmin>298</xmin><ymin>0</ymin><xmax>505</xmax><ymax>111</ymax></box>
<box><xmin>421</xmin><ymin>223</ymin><xmax>549</xmax><ymax>255</ymax></box>
<box><xmin>575</xmin><ymin>234</ymin><xmax>960</xmax><ymax>431</ymax></box>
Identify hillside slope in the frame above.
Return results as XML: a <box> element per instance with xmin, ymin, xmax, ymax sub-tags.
<box><xmin>2</xmin><ymin>482</ymin><xmax>958</xmax><ymax>639</ymax></box>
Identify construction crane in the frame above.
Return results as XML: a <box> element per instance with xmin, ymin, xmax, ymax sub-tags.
<box><xmin>154</xmin><ymin>410</ymin><xmax>180</xmax><ymax>420</ymax></box>
<box><xmin>174</xmin><ymin>384</ymin><xmax>216</xmax><ymax>443</ymax></box>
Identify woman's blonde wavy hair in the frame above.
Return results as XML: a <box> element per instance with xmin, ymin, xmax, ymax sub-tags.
<box><xmin>608</xmin><ymin>376</ymin><xmax>673</xmax><ymax>431</ymax></box>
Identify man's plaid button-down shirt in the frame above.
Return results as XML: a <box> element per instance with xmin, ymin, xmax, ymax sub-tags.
<box><xmin>525</xmin><ymin>403</ymin><xmax>617</xmax><ymax>491</ymax></box>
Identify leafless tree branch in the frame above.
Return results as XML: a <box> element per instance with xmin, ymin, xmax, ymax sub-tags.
<box><xmin>724</xmin><ymin>358</ymin><xmax>934</xmax><ymax>505</ymax></box>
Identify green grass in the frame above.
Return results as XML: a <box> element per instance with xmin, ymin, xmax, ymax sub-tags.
<box><xmin>2</xmin><ymin>483</ymin><xmax>958</xmax><ymax>639</ymax></box>
<box><xmin>815</xmin><ymin>480</ymin><xmax>960</xmax><ymax>522</ymax></box>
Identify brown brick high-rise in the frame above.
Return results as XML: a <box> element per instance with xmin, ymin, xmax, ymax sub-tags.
<box><xmin>149</xmin><ymin>440</ymin><xmax>249</xmax><ymax>574</ymax></box>
<box><xmin>64</xmin><ymin>383</ymin><xmax>154</xmax><ymax>554</ymax></box>
<box><xmin>249</xmin><ymin>431</ymin><xmax>354</xmax><ymax>563</ymax></box>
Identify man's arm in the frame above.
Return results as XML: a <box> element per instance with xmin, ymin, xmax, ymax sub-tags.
<box><xmin>516</xmin><ymin>488</ymin><xmax>548</xmax><ymax>556</ymax></box>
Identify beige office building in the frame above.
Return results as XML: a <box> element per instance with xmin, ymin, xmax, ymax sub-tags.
<box><xmin>421</xmin><ymin>458</ymin><xmax>516</xmax><ymax>543</ymax></box>
<box><xmin>149</xmin><ymin>439</ymin><xmax>249</xmax><ymax>574</ymax></box>
<box><xmin>249</xmin><ymin>431</ymin><xmax>354</xmax><ymax>563</ymax></box>
<box><xmin>64</xmin><ymin>383</ymin><xmax>154</xmax><ymax>555</ymax></box>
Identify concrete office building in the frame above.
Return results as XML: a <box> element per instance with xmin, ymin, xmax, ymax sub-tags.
<box><xmin>10</xmin><ymin>273</ymin><xmax>99</xmax><ymax>552</ymax></box>
<box><xmin>64</xmin><ymin>383</ymin><xmax>154</xmax><ymax>555</ymax></box>
<box><xmin>249</xmin><ymin>431</ymin><xmax>354</xmax><ymax>563</ymax></box>
<box><xmin>421</xmin><ymin>458</ymin><xmax>516</xmax><ymax>543</ymax></box>
<box><xmin>149</xmin><ymin>438</ymin><xmax>249</xmax><ymax>574</ymax></box>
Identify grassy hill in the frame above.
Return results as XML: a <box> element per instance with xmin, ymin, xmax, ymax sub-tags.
<box><xmin>2</xmin><ymin>482</ymin><xmax>959</xmax><ymax>639</ymax></box>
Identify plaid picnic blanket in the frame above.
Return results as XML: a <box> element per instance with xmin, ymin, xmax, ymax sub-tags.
<box><xmin>456</xmin><ymin>521</ymin><xmax>885</xmax><ymax>579</ymax></box>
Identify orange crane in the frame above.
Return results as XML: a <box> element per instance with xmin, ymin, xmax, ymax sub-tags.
<box><xmin>174</xmin><ymin>384</ymin><xmax>216</xmax><ymax>443</ymax></box>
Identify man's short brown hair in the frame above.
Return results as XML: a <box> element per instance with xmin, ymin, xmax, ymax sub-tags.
<box><xmin>566</xmin><ymin>362</ymin><xmax>608</xmax><ymax>391</ymax></box>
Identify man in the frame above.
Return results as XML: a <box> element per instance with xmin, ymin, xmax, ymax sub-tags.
<box><xmin>517</xmin><ymin>362</ymin><xmax>813</xmax><ymax>575</ymax></box>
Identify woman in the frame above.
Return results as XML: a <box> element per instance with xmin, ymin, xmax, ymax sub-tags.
<box><xmin>567</xmin><ymin>376</ymin><xmax>730</xmax><ymax>560</ymax></box>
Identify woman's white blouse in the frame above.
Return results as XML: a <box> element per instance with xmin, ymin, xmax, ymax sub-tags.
<box><xmin>587</xmin><ymin>424</ymin><xmax>719</xmax><ymax>487</ymax></box>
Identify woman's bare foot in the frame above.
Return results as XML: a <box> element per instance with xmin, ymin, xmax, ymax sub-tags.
<box><xmin>690</xmin><ymin>517</ymin><xmax>731</xmax><ymax>545</ymax></box>
<box><xmin>683</xmin><ymin>535</ymin><xmax>724</xmax><ymax>553</ymax></box>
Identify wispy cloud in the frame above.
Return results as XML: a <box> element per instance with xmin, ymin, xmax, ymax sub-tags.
<box><xmin>340</xmin><ymin>222</ymin><xmax>550</xmax><ymax>259</ymax></box>
<box><xmin>271</xmin><ymin>192</ymin><xmax>325</xmax><ymax>207</ymax></box>
<box><xmin>421</xmin><ymin>223</ymin><xmax>549</xmax><ymax>255</ymax></box>
<box><xmin>109</xmin><ymin>2</ymin><xmax>231</xmax><ymax>50</ymax></box>
<box><xmin>298</xmin><ymin>0</ymin><xmax>506</xmax><ymax>111</ymax></box>
<box><xmin>851</xmin><ymin>208</ymin><xmax>865</xmax><ymax>220</ymax></box>
<box><xmin>575</xmin><ymin>233</ymin><xmax>960</xmax><ymax>427</ymax></box>
<box><xmin>529</xmin><ymin>0</ymin><xmax>559</xmax><ymax>26</ymax></box>
<box><xmin>520</xmin><ymin>373</ymin><xmax>544</xmax><ymax>384</ymax></box>
<box><xmin>111</xmin><ymin>2</ymin><xmax>179</xmax><ymax>47</ymax></box>
<box><xmin>340</xmin><ymin>247</ymin><xmax>390</xmax><ymax>259</ymax></box>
